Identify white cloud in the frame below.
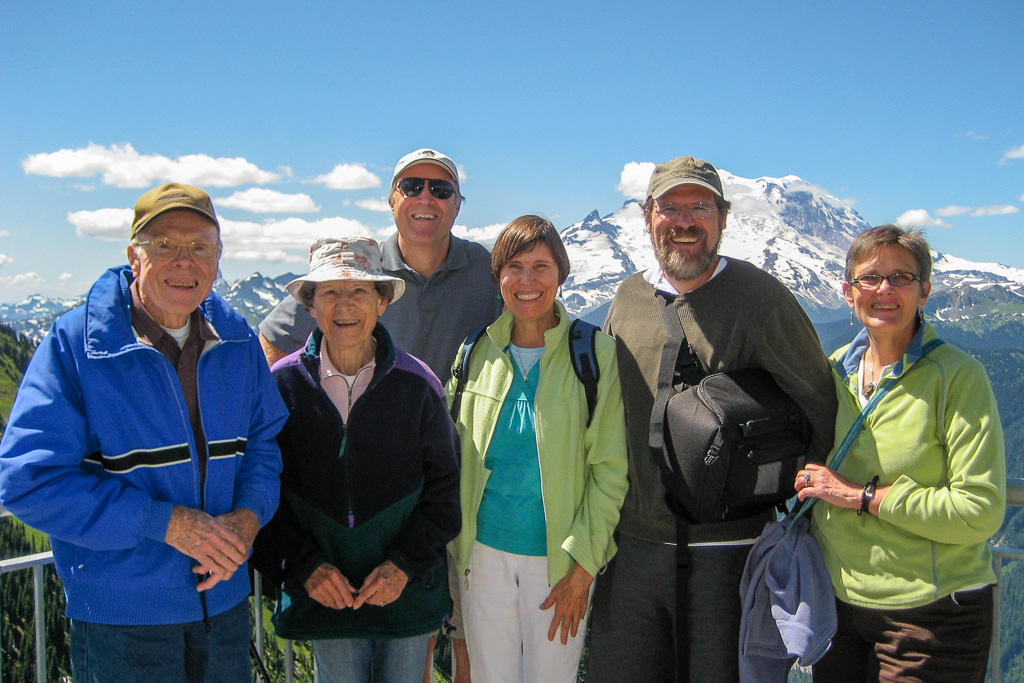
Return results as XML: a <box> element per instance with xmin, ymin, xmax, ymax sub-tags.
<box><xmin>895</xmin><ymin>209</ymin><xmax>948</xmax><ymax>228</ymax></box>
<box><xmin>23</xmin><ymin>142</ymin><xmax>281</xmax><ymax>188</ymax></box>
<box><xmin>452</xmin><ymin>223</ymin><xmax>505</xmax><ymax>244</ymax></box>
<box><xmin>0</xmin><ymin>253</ymin><xmax>13</xmax><ymax>266</ymax></box>
<box><xmin>616</xmin><ymin>162</ymin><xmax>656</xmax><ymax>200</ymax></box>
<box><xmin>67</xmin><ymin>208</ymin><xmax>134</xmax><ymax>240</ymax></box>
<box><xmin>218</xmin><ymin>216</ymin><xmax>390</xmax><ymax>262</ymax></box>
<box><xmin>935</xmin><ymin>205</ymin><xmax>972</xmax><ymax>217</ymax></box>
<box><xmin>355</xmin><ymin>198</ymin><xmax>391</xmax><ymax>212</ymax></box>
<box><xmin>0</xmin><ymin>272</ymin><xmax>44</xmax><ymax>287</ymax></box>
<box><xmin>0</xmin><ymin>230</ymin><xmax>10</xmax><ymax>237</ymax></box>
<box><xmin>215</xmin><ymin>188</ymin><xmax>320</xmax><ymax>213</ymax></box>
<box><xmin>972</xmin><ymin>205</ymin><xmax>1020</xmax><ymax>216</ymax></box>
<box><xmin>58</xmin><ymin>273</ymin><xmax>74</xmax><ymax>282</ymax></box>
<box><xmin>312</xmin><ymin>163</ymin><xmax>381</xmax><ymax>190</ymax></box>
<box><xmin>960</xmin><ymin>131</ymin><xmax>988</xmax><ymax>140</ymax></box>
<box><xmin>1000</xmin><ymin>144</ymin><xmax>1024</xmax><ymax>165</ymax></box>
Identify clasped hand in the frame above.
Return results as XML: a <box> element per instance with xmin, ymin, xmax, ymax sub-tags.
<box><xmin>164</xmin><ymin>505</ymin><xmax>259</xmax><ymax>591</ymax></box>
<box><xmin>305</xmin><ymin>560</ymin><xmax>408</xmax><ymax>610</ymax></box>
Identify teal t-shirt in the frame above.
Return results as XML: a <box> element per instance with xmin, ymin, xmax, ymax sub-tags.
<box><xmin>476</xmin><ymin>345</ymin><xmax>547</xmax><ymax>556</ymax></box>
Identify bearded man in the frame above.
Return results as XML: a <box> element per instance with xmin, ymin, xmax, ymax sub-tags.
<box><xmin>587</xmin><ymin>156</ymin><xmax>837</xmax><ymax>682</ymax></box>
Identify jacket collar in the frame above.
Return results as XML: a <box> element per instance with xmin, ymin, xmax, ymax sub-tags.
<box><xmin>83</xmin><ymin>265</ymin><xmax>248</xmax><ymax>358</ymax></box>
<box><xmin>485</xmin><ymin>300</ymin><xmax>572</xmax><ymax>353</ymax></box>
<box><xmin>302</xmin><ymin>322</ymin><xmax>397</xmax><ymax>391</ymax></box>
<box><xmin>835</xmin><ymin>320</ymin><xmax>936</xmax><ymax>385</ymax></box>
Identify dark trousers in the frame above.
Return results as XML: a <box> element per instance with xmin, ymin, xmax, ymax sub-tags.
<box><xmin>587</xmin><ymin>533</ymin><xmax>750</xmax><ymax>683</ymax></box>
<box><xmin>813</xmin><ymin>586</ymin><xmax>993</xmax><ymax>683</ymax></box>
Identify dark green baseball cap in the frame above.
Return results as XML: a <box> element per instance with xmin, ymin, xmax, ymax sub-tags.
<box><xmin>646</xmin><ymin>156</ymin><xmax>724</xmax><ymax>200</ymax></box>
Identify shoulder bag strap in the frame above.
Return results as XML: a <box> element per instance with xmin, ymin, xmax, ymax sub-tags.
<box><xmin>789</xmin><ymin>337</ymin><xmax>946</xmax><ymax>523</ymax></box>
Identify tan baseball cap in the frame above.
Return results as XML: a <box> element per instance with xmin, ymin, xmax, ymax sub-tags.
<box><xmin>390</xmin><ymin>148</ymin><xmax>460</xmax><ymax>195</ymax></box>
<box><xmin>131</xmin><ymin>183</ymin><xmax>219</xmax><ymax>240</ymax></box>
<box><xmin>646</xmin><ymin>156</ymin><xmax>724</xmax><ymax>201</ymax></box>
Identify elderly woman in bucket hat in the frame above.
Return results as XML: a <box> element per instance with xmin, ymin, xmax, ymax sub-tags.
<box><xmin>251</xmin><ymin>235</ymin><xmax>461</xmax><ymax>683</ymax></box>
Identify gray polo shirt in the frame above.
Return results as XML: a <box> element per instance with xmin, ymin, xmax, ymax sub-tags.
<box><xmin>259</xmin><ymin>232</ymin><xmax>502</xmax><ymax>382</ymax></box>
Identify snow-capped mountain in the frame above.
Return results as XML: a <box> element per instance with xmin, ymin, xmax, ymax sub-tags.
<box><xmin>1</xmin><ymin>273</ymin><xmax>299</xmax><ymax>343</ymax></box>
<box><xmin>4</xmin><ymin>169</ymin><xmax>1024</xmax><ymax>339</ymax></box>
<box><xmin>0</xmin><ymin>294</ymin><xmax>84</xmax><ymax>342</ymax></box>
<box><xmin>212</xmin><ymin>271</ymin><xmax>298</xmax><ymax>329</ymax></box>
<box><xmin>560</xmin><ymin>170</ymin><xmax>1024</xmax><ymax>324</ymax></box>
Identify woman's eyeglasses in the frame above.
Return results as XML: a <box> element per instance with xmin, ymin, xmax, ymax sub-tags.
<box><xmin>397</xmin><ymin>177</ymin><xmax>456</xmax><ymax>200</ymax></box>
<box><xmin>849</xmin><ymin>272</ymin><xmax>921</xmax><ymax>289</ymax></box>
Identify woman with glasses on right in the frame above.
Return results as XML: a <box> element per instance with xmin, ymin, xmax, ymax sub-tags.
<box><xmin>794</xmin><ymin>224</ymin><xmax>1005</xmax><ymax>682</ymax></box>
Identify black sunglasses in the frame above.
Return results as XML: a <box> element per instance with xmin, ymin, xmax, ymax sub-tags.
<box><xmin>397</xmin><ymin>177</ymin><xmax>456</xmax><ymax>200</ymax></box>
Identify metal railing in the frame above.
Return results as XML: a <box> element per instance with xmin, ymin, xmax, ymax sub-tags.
<box><xmin>0</xmin><ymin>541</ymin><xmax>305</xmax><ymax>683</ymax></box>
<box><xmin>989</xmin><ymin>477</ymin><xmax>1024</xmax><ymax>683</ymax></box>
<box><xmin>4</xmin><ymin>481</ymin><xmax>1024</xmax><ymax>682</ymax></box>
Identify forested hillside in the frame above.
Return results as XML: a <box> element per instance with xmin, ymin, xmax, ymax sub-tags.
<box><xmin>0</xmin><ymin>325</ymin><xmax>33</xmax><ymax>434</ymax></box>
<box><xmin>0</xmin><ymin>325</ymin><xmax>69</xmax><ymax>682</ymax></box>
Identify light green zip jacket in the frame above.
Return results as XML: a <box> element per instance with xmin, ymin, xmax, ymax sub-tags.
<box><xmin>446</xmin><ymin>302</ymin><xmax>629</xmax><ymax>585</ymax></box>
<box><xmin>812</xmin><ymin>323</ymin><xmax>1006</xmax><ymax>609</ymax></box>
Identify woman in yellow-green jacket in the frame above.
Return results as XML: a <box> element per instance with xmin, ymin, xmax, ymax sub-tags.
<box><xmin>796</xmin><ymin>224</ymin><xmax>1005</xmax><ymax>683</ymax></box>
<box><xmin>447</xmin><ymin>215</ymin><xmax>628</xmax><ymax>683</ymax></box>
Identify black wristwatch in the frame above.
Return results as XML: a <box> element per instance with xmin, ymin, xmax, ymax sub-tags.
<box><xmin>858</xmin><ymin>475</ymin><xmax>880</xmax><ymax>516</ymax></box>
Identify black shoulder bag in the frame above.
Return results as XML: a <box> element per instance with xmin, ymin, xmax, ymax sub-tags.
<box><xmin>648</xmin><ymin>294</ymin><xmax>813</xmax><ymax>681</ymax></box>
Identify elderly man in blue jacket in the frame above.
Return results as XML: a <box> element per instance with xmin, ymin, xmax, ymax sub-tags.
<box><xmin>0</xmin><ymin>183</ymin><xmax>288</xmax><ymax>683</ymax></box>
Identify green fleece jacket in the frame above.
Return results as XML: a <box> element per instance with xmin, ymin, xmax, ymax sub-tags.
<box><xmin>812</xmin><ymin>323</ymin><xmax>1006</xmax><ymax>609</ymax></box>
<box><xmin>446</xmin><ymin>302</ymin><xmax>629</xmax><ymax>585</ymax></box>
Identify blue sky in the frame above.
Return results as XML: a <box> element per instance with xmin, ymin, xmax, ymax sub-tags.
<box><xmin>2</xmin><ymin>0</ymin><xmax>1022</xmax><ymax>303</ymax></box>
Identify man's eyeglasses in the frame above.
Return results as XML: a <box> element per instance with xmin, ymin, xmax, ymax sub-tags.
<box><xmin>397</xmin><ymin>177</ymin><xmax>457</xmax><ymax>200</ymax></box>
<box><xmin>133</xmin><ymin>238</ymin><xmax>221</xmax><ymax>262</ymax></box>
<box><xmin>653</xmin><ymin>201</ymin><xmax>715</xmax><ymax>221</ymax></box>
<box><xmin>849</xmin><ymin>272</ymin><xmax>921</xmax><ymax>289</ymax></box>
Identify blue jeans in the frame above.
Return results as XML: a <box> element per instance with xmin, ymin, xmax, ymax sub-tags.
<box><xmin>70</xmin><ymin>599</ymin><xmax>251</xmax><ymax>683</ymax></box>
<box><xmin>312</xmin><ymin>633</ymin><xmax>432</xmax><ymax>682</ymax></box>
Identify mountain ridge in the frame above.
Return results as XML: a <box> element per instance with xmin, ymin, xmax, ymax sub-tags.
<box><xmin>4</xmin><ymin>169</ymin><xmax>1023</xmax><ymax>339</ymax></box>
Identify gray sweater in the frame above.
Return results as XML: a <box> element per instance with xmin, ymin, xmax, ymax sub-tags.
<box><xmin>604</xmin><ymin>261</ymin><xmax>836</xmax><ymax>544</ymax></box>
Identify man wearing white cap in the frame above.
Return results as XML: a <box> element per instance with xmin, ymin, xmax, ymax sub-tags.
<box><xmin>259</xmin><ymin>148</ymin><xmax>502</xmax><ymax>383</ymax></box>
<box><xmin>587</xmin><ymin>157</ymin><xmax>836</xmax><ymax>682</ymax></box>
<box><xmin>0</xmin><ymin>183</ymin><xmax>288</xmax><ymax>682</ymax></box>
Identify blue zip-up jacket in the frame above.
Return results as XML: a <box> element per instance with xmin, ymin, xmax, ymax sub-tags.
<box><xmin>0</xmin><ymin>265</ymin><xmax>288</xmax><ymax>625</ymax></box>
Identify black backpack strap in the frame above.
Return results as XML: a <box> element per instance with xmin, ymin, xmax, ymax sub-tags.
<box><xmin>649</xmin><ymin>294</ymin><xmax>705</xmax><ymax>683</ymax></box>
<box><xmin>568</xmin><ymin>319</ymin><xmax>600</xmax><ymax>427</ymax></box>
<box><xmin>449</xmin><ymin>326</ymin><xmax>488</xmax><ymax>422</ymax></box>
<box><xmin>649</xmin><ymin>294</ymin><xmax>707</xmax><ymax>471</ymax></box>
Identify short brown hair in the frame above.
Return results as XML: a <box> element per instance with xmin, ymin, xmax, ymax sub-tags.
<box><xmin>491</xmin><ymin>215</ymin><xmax>570</xmax><ymax>285</ymax></box>
<box><xmin>846</xmin><ymin>224</ymin><xmax>932</xmax><ymax>284</ymax></box>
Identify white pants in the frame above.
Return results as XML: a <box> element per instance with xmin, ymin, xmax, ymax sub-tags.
<box><xmin>460</xmin><ymin>541</ymin><xmax>588</xmax><ymax>683</ymax></box>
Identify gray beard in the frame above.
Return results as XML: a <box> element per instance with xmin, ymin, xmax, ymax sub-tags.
<box><xmin>654</xmin><ymin>230</ymin><xmax>720</xmax><ymax>282</ymax></box>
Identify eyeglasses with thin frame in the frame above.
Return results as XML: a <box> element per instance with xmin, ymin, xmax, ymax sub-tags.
<box><xmin>849</xmin><ymin>272</ymin><xmax>921</xmax><ymax>289</ymax></box>
<box><xmin>653</xmin><ymin>201</ymin><xmax>715</xmax><ymax>221</ymax></box>
<box><xmin>133</xmin><ymin>237</ymin><xmax>220</xmax><ymax>262</ymax></box>
<box><xmin>397</xmin><ymin>177</ymin><xmax>456</xmax><ymax>200</ymax></box>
